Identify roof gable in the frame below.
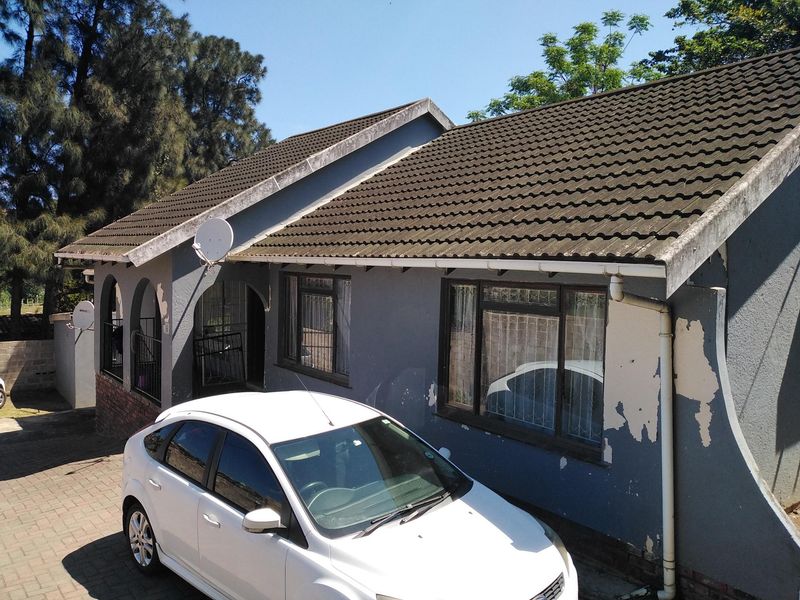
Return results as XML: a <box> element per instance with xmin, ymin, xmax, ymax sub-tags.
<box><xmin>235</xmin><ymin>48</ymin><xmax>800</xmax><ymax>296</ymax></box>
<box><xmin>56</xmin><ymin>99</ymin><xmax>453</xmax><ymax>265</ymax></box>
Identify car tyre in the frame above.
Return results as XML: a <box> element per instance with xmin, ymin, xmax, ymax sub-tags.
<box><xmin>125</xmin><ymin>501</ymin><xmax>162</xmax><ymax>574</ymax></box>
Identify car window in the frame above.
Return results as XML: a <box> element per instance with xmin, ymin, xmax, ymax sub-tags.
<box><xmin>143</xmin><ymin>422</ymin><xmax>179</xmax><ymax>460</ymax></box>
<box><xmin>164</xmin><ymin>421</ymin><xmax>220</xmax><ymax>485</ymax></box>
<box><xmin>214</xmin><ymin>431</ymin><xmax>286</xmax><ymax>515</ymax></box>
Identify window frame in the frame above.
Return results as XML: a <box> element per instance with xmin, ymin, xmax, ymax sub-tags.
<box><xmin>437</xmin><ymin>278</ymin><xmax>609</xmax><ymax>462</ymax></box>
<box><xmin>278</xmin><ymin>272</ymin><xmax>351</xmax><ymax>386</ymax></box>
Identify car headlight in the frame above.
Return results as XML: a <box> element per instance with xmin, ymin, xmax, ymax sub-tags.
<box><xmin>540</xmin><ymin>521</ymin><xmax>571</xmax><ymax>575</ymax></box>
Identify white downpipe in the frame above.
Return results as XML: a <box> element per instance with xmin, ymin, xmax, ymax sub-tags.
<box><xmin>609</xmin><ymin>275</ymin><xmax>676</xmax><ymax>600</ymax></box>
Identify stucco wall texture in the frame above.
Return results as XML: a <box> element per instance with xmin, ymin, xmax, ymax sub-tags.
<box><xmin>0</xmin><ymin>339</ymin><xmax>55</xmax><ymax>392</ymax></box>
<box><xmin>726</xmin><ymin>168</ymin><xmax>800</xmax><ymax>506</ymax></box>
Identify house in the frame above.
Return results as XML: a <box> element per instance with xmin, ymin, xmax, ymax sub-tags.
<box><xmin>56</xmin><ymin>49</ymin><xmax>800</xmax><ymax>599</ymax></box>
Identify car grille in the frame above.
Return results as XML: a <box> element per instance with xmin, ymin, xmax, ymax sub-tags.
<box><xmin>531</xmin><ymin>573</ymin><xmax>564</xmax><ymax>600</ymax></box>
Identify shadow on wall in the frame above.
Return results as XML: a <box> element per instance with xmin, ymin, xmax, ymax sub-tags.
<box><xmin>775</xmin><ymin>312</ymin><xmax>800</xmax><ymax>495</ymax></box>
<box><xmin>62</xmin><ymin>532</ymin><xmax>207</xmax><ymax>599</ymax></box>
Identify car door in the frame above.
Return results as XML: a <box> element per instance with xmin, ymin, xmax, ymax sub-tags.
<box><xmin>197</xmin><ymin>430</ymin><xmax>290</xmax><ymax>600</ymax></box>
<box><xmin>151</xmin><ymin>420</ymin><xmax>221</xmax><ymax>573</ymax></box>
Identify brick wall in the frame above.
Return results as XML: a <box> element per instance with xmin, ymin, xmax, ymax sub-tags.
<box><xmin>95</xmin><ymin>372</ymin><xmax>161</xmax><ymax>438</ymax></box>
<box><xmin>0</xmin><ymin>340</ymin><xmax>56</xmax><ymax>392</ymax></box>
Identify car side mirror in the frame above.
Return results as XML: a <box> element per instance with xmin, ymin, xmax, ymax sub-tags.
<box><xmin>438</xmin><ymin>447</ymin><xmax>452</xmax><ymax>460</ymax></box>
<box><xmin>243</xmin><ymin>507</ymin><xmax>285</xmax><ymax>533</ymax></box>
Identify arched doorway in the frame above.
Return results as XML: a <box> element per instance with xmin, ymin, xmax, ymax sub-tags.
<box><xmin>131</xmin><ymin>280</ymin><xmax>162</xmax><ymax>404</ymax></box>
<box><xmin>100</xmin><ymin>276</ymin><xmax>123</xmax><ymax>381</ymax></box>
<box><xmin>193</xmin><ymin>280</ymin><xmax>266</xmax><ymax>395</ymax></box>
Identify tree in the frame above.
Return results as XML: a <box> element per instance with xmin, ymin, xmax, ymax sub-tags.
<box><xmin>0</xmin><ymin>0</ymin><xmax>273</xmax><ymax>335</ymax></box>
<box><xmin>644</xmin><ymin>0</ymin><xmax>800</xmax><ymax>76</ymax></box>
<box><xmin>468</xmin><ymin>10</ymin><xmax>652</xmax><ymax>122</ymax></box>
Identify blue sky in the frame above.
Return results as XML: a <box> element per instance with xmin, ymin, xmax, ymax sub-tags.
<box><xmin>164</xmin><ymin>0</ymin><xmax>685</xmax><ymax>140</ymax></box>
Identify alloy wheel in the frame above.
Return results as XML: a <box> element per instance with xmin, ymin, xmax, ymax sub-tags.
<box><xmin>128</xmin><ymin>509</ymin><xmax>155</xmax><ymax>568</ymax></box>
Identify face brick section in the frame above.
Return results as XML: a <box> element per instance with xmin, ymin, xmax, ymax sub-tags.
<box><xmin>95</xmin><ymin>373</ymin><xmax>160</xmax><ymax>438</ymax></box>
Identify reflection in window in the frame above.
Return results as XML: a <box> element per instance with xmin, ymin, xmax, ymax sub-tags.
<box><xmin>443</xmin><ymin>281</ymin><xmax>606</xmax><ymax>448</ymax></box>
<box><xmin>165</xmin><ymin>421</ymin><xmax>219</xmax><ymax>484</ymax></box>
<box><xmin>214</xmin><ymin>432</ymin><xmax>285</xmax><ymax>514</ymax></box>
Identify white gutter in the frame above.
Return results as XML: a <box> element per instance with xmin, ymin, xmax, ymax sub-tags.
<box><xmin>609</xmin><ymin>275</ymin><xmax>676</xmax><ymax>600</ymax></box>
<box><xmin>228</xmin><ymin>255</ymin><xmax>666</xmax><ymax>279</ymax></box>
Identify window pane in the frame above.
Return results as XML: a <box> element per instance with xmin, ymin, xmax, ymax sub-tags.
<box><xmin>214</xmin><ymin>432</ymin><xmax>286</xmax><ymax>514</ymax></box>
<box><xmin>285</xmin><ymin>275</ymin><xmax>298</xmax><ymax>360</ymax></box>
<box><xmin>301</xmin><ymin>276</ymin><xmax>334</xmax><ymax>290</ymax></box>
<box><xmin>302</xmin><ymin>293</ymin><xmax>334</xmax><ymax>373</ymax></box>
<box><xmin>144</xmin><ymin>423</ymin><xmax>179</xmax><ymax>460</ymax></box>
<box><xmin>481</xmin><ymin>310</ymin><xmax>559</xmax><ymax>432</ymax></box>
<box><xmin>483</xmin><ymin>285</ymin><xmax>557</xmax><ymax>308</ymax></box>
<box><xmin>335</xmin><ymin>279</ymin><xmax>351</xmax><ymax>376</ymax></box>
<box><xmin>561</xmin><ymin>290</ymin><xmax>606</xmax><ymax>445</ymax></box>
<box><xmin>165</xmin><ymin>421</ymin><xmax>219</xmax><ymax>485</ymax></box>
<box><xmin>448</xmin><ymin>284</ymin><xmax>477</xmax><ymax>409</ymax></box>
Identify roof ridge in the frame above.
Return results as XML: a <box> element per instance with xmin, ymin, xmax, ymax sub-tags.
<box><xmin>278</xmin><ymin>99</ymin><xmax>423</xmax><ymax>142</ymax></box>
<box><xmin>454</xmin><ymin>46</ymin><xmax>800</xmax><ymax>132</ymax></box>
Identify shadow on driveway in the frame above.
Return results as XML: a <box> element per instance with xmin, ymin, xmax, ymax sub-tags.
<box><xmin>62</xmin><ymin>532</ymin><xmax>208</xmax><ymax>599</ymax></box>
<box><xmin>0</xmin><ymin>412</ymin><xmax>124</xmax><ymax>481</ymax></box>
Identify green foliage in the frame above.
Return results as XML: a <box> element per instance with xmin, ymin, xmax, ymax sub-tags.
<box><xmin>0</xmin><ymin>0</ymin><xmax>272</xmax><ymax>331</ymax></box>
<box><xmin>468</xmin><ymin>10</ymin><xmax>652</xmax><ymax>121</ymax></box>
<box><xmin>645</xmin><ymin>0</ymin><xmax>800</xmax><ymax>75</ymax></box>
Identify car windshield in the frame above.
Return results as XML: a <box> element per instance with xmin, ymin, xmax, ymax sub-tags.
<box><xmin>272</xmin><ymin>417</ymin><xmax>470</xmax><ymax>537</ymax></box>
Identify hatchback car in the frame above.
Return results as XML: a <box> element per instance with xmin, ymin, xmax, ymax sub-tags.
<box><xmin>122</xmin><ymin>391</ymin><xmax>577</xmax><ymax>600</ymax></box>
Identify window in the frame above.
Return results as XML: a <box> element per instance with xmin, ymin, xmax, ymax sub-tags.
<box><xmin>280</xmin><ymin>274</ymin><xmax>351</xmax><ymax>381</ymax></box>
<box><xmin>144</xmin><ymin>423</ymin><xmax>179</xmax><ymax>460</ymax></box>
<box><xmin>165</xmin><ymin>421</ymin><xmax>220</xmax><ymax>485</ymax></box>
<box><xmin>441</xmin><ymin>281</ymin><xmax>607</xmax><ymax>451</ymax></box>
<box><xmin>213</xmin><ymin>431</ymin><xmax>287</xmax><ymax>515</ymax></box>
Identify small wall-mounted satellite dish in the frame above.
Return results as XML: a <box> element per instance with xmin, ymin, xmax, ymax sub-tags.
<box><xmin>71</xmin><ymin>300</ymin><xmax>95</xmax><ymax>330</ymax></box>
<box><xmin>193</xmin><ymin>218</ymin><xmax>234</xmax><ymax>266</ymax></box>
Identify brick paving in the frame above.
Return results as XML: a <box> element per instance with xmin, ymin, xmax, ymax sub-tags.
<box><xmin>0</xmin><ymin>412</ymin><xmax>205</xmax><ymax>599</ymax></box>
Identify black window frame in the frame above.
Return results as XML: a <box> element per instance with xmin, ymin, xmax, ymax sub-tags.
<box><xmin>278</xmin><ymin>272</ymin><xmax>351</xmax><ymax>386</ymax></box>
<box><xmin>437</xmin><ymin>279</ymin><xmax>608</xmax><ymax>462</ymax></box>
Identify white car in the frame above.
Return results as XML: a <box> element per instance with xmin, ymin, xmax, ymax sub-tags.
<box><xmin>0</xmin><ymin>376</ymin><xmax>6</xmax><ymax>409</ymax></box>
<box><xmin>122</xmin><ymin>391</ymin><xmax>578</xmax><ymax>600</ymax></box>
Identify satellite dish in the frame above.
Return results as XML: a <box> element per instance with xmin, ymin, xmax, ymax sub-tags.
<box><xmin>193</xmin><ymin>218</ymin><xmax>234</xmax><ymax>265</ymax></box>
<box><xmin>71</xmin><ymin>300</ymin><xmax>95</xmax><ymax>330</ymax></box>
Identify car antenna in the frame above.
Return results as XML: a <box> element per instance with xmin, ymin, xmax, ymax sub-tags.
<box><xmin>294</xmin><ymin>373</ymin><xmax>334</xmax><ymax>427</ymax></box>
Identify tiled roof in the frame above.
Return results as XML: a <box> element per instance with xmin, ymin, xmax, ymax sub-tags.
<box><xmin>56</xmin><ymin>101</ymin><xmax>424</xmax><ymax>260</ymax></box>
<box><xmin>237</xmin><ymin>49</ymin><xmax>800</xmax><ymax>265</ymax></box>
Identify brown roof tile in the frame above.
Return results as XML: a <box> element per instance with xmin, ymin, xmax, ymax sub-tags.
<box><xmin>57</xmin><ymin>101</ymin><xmax>420</xmax><ymax>259</ymax></box>
<box><xmin>239</xmin><ymin>49</ymin><xmax>800</xmax><ymax>263</ymax></box>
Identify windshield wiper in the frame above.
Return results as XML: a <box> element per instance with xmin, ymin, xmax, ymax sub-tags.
<box><xmin>354</xmin><ymin>491</ymin><xmax>451</xmax><ymax>538</ymax></box>
<box><xmin>399</xmin><ymin>489</ymin><xmax>451</xmax><ymax>525</ymax></box>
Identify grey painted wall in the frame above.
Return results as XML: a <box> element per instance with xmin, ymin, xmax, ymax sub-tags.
<box><xmin>726</xmin><ymin>168</ymin><xmax>800</xmax><ymax>505</ymax></box>
<box><xmin>670</xmin><ymin>284</ymin><xmax>800</xmax><ymax>600</ymax></box>
<box><xmin>262</xmin><ymin>265</ymin><xmax>667</xmax><ymax>555</ymax></box>
<box><xmin>52</xmin><ymin>314</ymin><xmax>95</xmax><ymax>408</ymax></box>
<box><xmin>168</xmin><ymin>114</ymin><xmax>444</xmax><ymax>404</ymax></box>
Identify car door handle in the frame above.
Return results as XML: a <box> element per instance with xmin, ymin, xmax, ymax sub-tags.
<box><xmin>202</xmin><ymin>513</ymin><xmax>220</xmax><ymax>528</ymax></box>
<box><xmin>147</xmin><ymin>478</ymin><xmax>161</xmax><ymax>490</ymax></box>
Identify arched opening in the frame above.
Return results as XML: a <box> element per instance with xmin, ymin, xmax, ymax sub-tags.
<box><xmin>193</xmin><ymin>279</ymin><xmax>266</xmax><ymax>395</ymax></box>
<box><xmin>100</xmin><ymin>276</ymin><xmax>123</xmax><ymax>380</ymax></box>
<box><xmin>131</xmin><ymin>279</ymin><xmax>162</xmax><ymax>404</ymax></box>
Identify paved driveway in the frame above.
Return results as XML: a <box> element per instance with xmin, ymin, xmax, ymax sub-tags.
<box><xmin>0</xmin><ymin>410</ymin><xmax>205</xmax><ymax>599</ymax></box>
<box><xmin>0</xmin><ymin>408</ymin><xmax>641</xmax><ymax>600</ymax></box>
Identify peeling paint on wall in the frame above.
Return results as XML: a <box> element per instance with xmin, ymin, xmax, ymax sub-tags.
<box><xmin>559</xmin><ymin>456</ymin><xmax>567</xmax><ymax>470</ymax></box>
<box><xmin>604</xmin><ymin>301</ymin><xmax>661</xmax><ymax>443</ymax></box>
<box><xmin>156</xmin><ymin>282</ymin><xmax>170</xmax><ymax>334</ymax></box>
<box><xmin>602</xmin><ymin>437</ymin><xmax>613</xmax><ymax>463</ymax></box>
<box><xmin>427</xmin><ymin>383</ymin><xmax>437</xmax><ymax>407</ymax></box>
<box><xmin>644</xmin><ymin>535</ymin><xmax>655</xmax><ymax>559</ymax></box>
<box><xmin>674</xmin><ymin>318</ymin><xmax>719</xmax><ymax>448</ymax></box>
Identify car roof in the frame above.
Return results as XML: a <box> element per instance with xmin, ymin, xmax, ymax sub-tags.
<box><xmin>158</xmin><ymin>391</ymin><xmax>381</xmax><ymax>444</ymax></box>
